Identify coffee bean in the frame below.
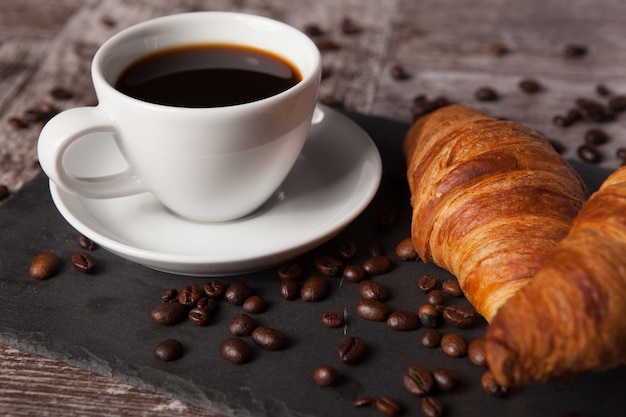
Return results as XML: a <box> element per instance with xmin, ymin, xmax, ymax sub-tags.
<box><xmin>609</xmin><ymin>95</ymin><xmax>626</xmax><ymax>112</ymax></box>
<box><xmin>340</xmin><ymin>17</ymin><xmax>362</xmax><ymax>35</ymax></box>
<box><xmin>7</xmin><ymin>117</ymin><xmax>28</xmax><ymax>130</ymax></box>
<box><xmin>576</xmin><ymin>98</ymin><xmax>614</xmax><ymax>122</ymax></box>
<box><xmin>386</xmin><ymin>311</ymin><xmax>419</xmax><ymax>331</ymax></box>
<box><xmin>160</xmin><ymin>288</ymin><xmax>178</xmax><ymax>303</ymax></box>
<box><xmin>442</xmin><ymin>305</ymin><xmax>476</xmax><ymax>328</ymax></box>
<box><xmin>151</xmin><ymin>302</ymin><xmax>189</xmax><ymax>325</ymax></box>
<box><xmin>304</xmin><ymin>23</ymin><xmax>324</xmax><ymax>37</ymax></box>
<box><xmin>242</xmin><ymin>294</ymin><xmax>268</xmax><ymax>314</ymax></box>
<box><xmin>277</xmin><ymin>262</ymin><xmax>302</xmax><ymax>280</ymax></box>
<box><xmin>77</xmin><ymin>235</ymin><xmax>96</xmax><ymax>250</ymax></box>
<box><xmin>564</xmin><ymin>44</ymin><xmax>587</xmax><ymax>58</ymax></box>
<box><xmin>374</xmin><ymin>396</ymin><xmax>403</xmax><ymax>417</ymax></box>
<box><xmin>312</xmin><ymin>365</ymin><xmax>339</xmax><ymax>387</ymax></box>
<box><xmin>390</xmin><ymin>64</ymin><xmax>410</xmax><ymax>80</ymax></box>
<box><xmin>441</xmin><ymin>333</ymin><xmax>467</xmax><ymax>358</ymax></box>
<box><xmin>426</xmin><ymin>290</ymin><xmax>445</xmax><ymax>312</ymax></box>
<box><xmin>23</xmin><ymin>103</ymin><xmax>58</xmax><ymax>123</ymax></box>
<box><xmin>421</xmin><ymin>396</ymin><xmax>443</xmax><ymax>417</ymax></box>
<box><xmin>228</xmin><ymin>313</ymin><xmax>257</xmax><ymax>336</ymax></box>
<box><xmin>481</xmin><ymin>370</ymin><xmax>509</xmax><ymax>397</ymax></box>
<box><xmin>71</xmin><ymin>251</ymin><xmax>96</xmax><ymax>273</ymax></box>
<box><xmin>468</xmin><ymin>339</ymin><xmax>488</xmax><ymax>367</ymax></box>
<box><xmin>584</xmin><ymin>128</ymin><xmax>609</xmax><ymax>145</ymax></box>
<box><xmin>154</xmin><ymin>339</ymin><xmax>183</xmax><ymax>362</ymax></box>
<box><xmin>315</xmin><ymin>37</ymin><xmax>339</xmax><ymax>51</ymax></box>
<box><xmin>577</xmin><ymin>144</ymin><xmax>602</xmax><ymax>164</ymax></box>
<box><xmin>188</xmin><ymin>307</ymin><xmax>211</xmax><ymax>326</ymax></box>
<box><xmin>251</xmin><ymin>326</ymin><xmax>288</xmax><ymax>350</ymax></box>
<box><xmin>278</xmin><ymin>279</ymin><xmax>300</xmax><ymax>300</ymax></box>
<box><xmin>220</xmin><ymin>337</ymin><xmax>252</xmax><ymax>364</ymax></box>
<box><xmin>402</xmin><ymin>364</ymin><xmax>434</xmax><ymax>397</ymax></box>
<box><xmin>356</xmin><ymin>299</ymin><xmax>390</xmax><ymax>322</ymax></box>
<box><xmin>315</xmin><ymin>255</ymin><xmax>343</xmax><ymax>276</ymax></box>
<box><xmin>362</xmin><ymin>255</ymin><xmax>394</xmax><ymax>275</ymax></box>
<box><xmin>224</xmin><ymin>282</ymin><xmax>252</xmax><ymax>305</ymax></box>
<box><xmin>29</xmin><ymin>252</ymin><xmax>60</xmax><ymax>279</ymax></box>
<box><xmin>196</xmin><ymin>297</ymin><xmax>216</xmax><ymax>311</ymax></box>
<box><xmin>301</xmin><ymin>276</ymin><xmax>328</xmax><ymax>301</ymax></box>
<box><xmin>202</xmin><ymin>280</ymin><xmax>226</xmax><ymax>299</ymax></box>
<box><xmin>418</xmin><ymin>275</ymin><xmax>438</xmax><ymax>292</ymax></box>
<box><xmin>336</xmin><ymin>239</ymin><xmax>357</xmax><ymax>260</ymax></box>
<box><xmin>353</xmin><ymin>397</ymin><xmax>375</xmax><ymax>407</ymax></box>
<box><xmin>596</xmin><ymin>83</ymin><xmax>611</xmax><ymax>96</ymax></box>
<box><xmin>395</xmin><ymin>238</ymin><xmax>418</xmax><ymax>261</ymax></box>
<box><xmin>342</xmin><ymin>264</ymin><xmax>368</xmax><ymax>283</ymax></box>
<box><xmin>358</xmin><ymin>280</ymin><xmax>389</xmax><ymax>301</ymax></box>
<box><xmin>474</xmin><ymin>87</ymin><xmax>499</xmax><ymax>101</ymax></box>
<box><xmin>49</xmin><ymin>87</ymin><xmax>74</xmax><ymax>100</ymax></box>
<box><xmin>488</xmin><ymin>42</ymin><xmax>509</xmax><ymax>56</ymax></box>
<box><xmin>519</xmin><ymin>78</ymin><xmax>542</xmax><ymax>93</ymax></box>
<box><xmin>418</xmin><ymin>304</ymin><xmax>439</xmax><ymax>328</ymax></box>
<box><xmin>420</xmin><ymin>329</ymin><xmax>441</xmax><ymax>348</ymax></box>
<box><xmin>553</xmin><ymin>114</ymin><xmax>573</xmax><ymax>127</ymax></box>
<box><xmin>177</xmin><ymin>284</ymin><xmax>203</xmax><ymax>307</ymax></box>
<box><xmin>322</xmin><ymin>311</ymin><xmax>344</xmax><ymax>328</ymax></box>
<box><xmin>337</xmin><ymin>336</ymin><xmax>366</xmax><ymax>364</ymax></box>
<box><xmin>442</xmin><ymin>279</ymin><xmax>462</xmax><ymax>297</ymax></box>
<box><xmin>432</xmin><ymin>368</ymin><xmax>458</xmax><ymax>392</ymax></box>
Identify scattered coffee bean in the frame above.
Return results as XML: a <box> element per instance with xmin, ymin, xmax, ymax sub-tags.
<box><xmin>160</xmin><ymin>288</ymin><xmax>178</xmax><ymax>303</ymax></box>
<box><xmin>7</xmin><ymin>117</ymin><xmax>27</xmax><ymax>129</ymax></box>
<box><xmin>322</xmin><ymin>310</ymin><xmax>344</xmax><ymax>328</ymax></box>
<box><xmin>315</xmin><ymin>255</ymin><xmax>343</xmax><ymax>276</ymax></box>
<box><xmin>584</xmin><ymin>128</ymin><xmax>610</xmax><ymax>145</ymax></box>
<box><xmin>342</xmin><ymin>264</ymin><xmax>368</xmax><ymax>283</ymax></box>
<box><xmin>71</xmin><ymin>251</ymin><xmax>96</xmax><ymax>273</ymax></box>
<box><xmin>303</xmin><ymin>23</ymin><xmax>324</xmax><ymax>37</ymax></box>
<box><xmin>224</xmin><ymin>281</ymin><xmax>252</xmax><ymax>305</ymax></box>
<box><xmin>564</xmin><ymin>44</ymin><xmax>588</xmax><ymax>58</ymax></box>
<box><xmin>242</xmin><ymin>294</ymin><xmax>268</xmax><ymax>314</ymax></box>
<box><xmin>278</xmin><ymin>279</ymin><xmax>300</xmax><ymax>300</ymax></box>
<box><xmin>188</xmin><ymin>307</ymin><xmax>211</xmax><ymax>326</ymax></box>
<box><xmin>315</xmin><ymin>37</ymin><xmax>339</xmax><ymax>51</ymax></box>
<box><xmin>609</xmin><ymin>95</ymin><xmax>626</xmax><ymax>112</ymax></box>
<box><xmin>442</xmin><ymin>279</ymin><xmax>462</xmax><ymax>297</ymax></box>
<box><xmin>474</xmin><ymin>86</ymin><xmax>499</xmax><ymax>101</ymax></box>
<box><xmin>277</xmin><ymin>262</ymin><xmax>303</xmax><ymax>280</ymax></box>
<box><xmin>481</xmin><ymin>370</ymin><xmax>509</xmax><ymax>397</ymax></box>
<box><xmin>553</xmin><ymin>114</ymin><xmax>572</xmax><ymax>127</ymax></box>
<box><xmin>426</xmin><ymin>290</ymin><xmax>445</xmax><ymax>312</ymax></box>
<box><xmin>312</xmin><ymin>365</ymin><xmax>339</xmax><ymax>387</ymax></box>
<box><xmin>577</xmin><ymin>144</ymin><xmax>602</xmax><ymax>164</ymax></box>
<box><xmin>99</xmin><ymin>15</ymin><xmax>117</xmax><ymax>28</ymax></box>
<box><xmin>23</xmin><ymin>102</ymin><xmax>58</xmax><ymax>123</ymax></box>
<box><xmin>177</xmin><ymin>284</ymin><xmax>203</xmax><ymax>307</ymax></box>
<box><xmin>358</xmin><ymin>280</ymin><xmax>390</xmax><ymax>301</ymax></box>
<box><xmin>301</xmin><ymin>276</ymin><xmax>329</xmax><ymax>301</ymax></box>
<box><xmin>374</xmin><ymin>396</ymin><xmax>403</xmax><ymax>417</ymax></box>
<box><xmin>357</xmin><ymin>299</ymin><xmax>390</xmax><ymax>322</ymax></box>
<box><xmin>336</xmin><ymin>239</ymin><xmax>357</xmax><ymax>260</ymax></box>
<box><xmin>432</xmin><ymin>368</ymin><xmax>458</xmax><ymax>392</ymax></box>
<box><xmin>519</xmin><ymin>78</ymin><xmax>542</xmax><ymax>93</ymax></box>
<box><xmin>228</xmin><ymin>313</ymin><xmax>257</xmax><ymax>336</ymax></box>
<box><xmin>596</xmin><ymin>83</ymin><xmax>611</xmax><ymax>96</ymax></box>
<box><xmin>488</xmin><ymin>42</ymin><xmax>509</xmax><ymax>56</ymax></box>
<box><xmin>418</xmin><ymin>304</ymin><xmax>439</xmax><ymax>328</ymax></box>
<box><xmin>353</xmin><ymin>396</ymin><xmax>375</xmax><ymax>407</ymax></box>
<box><xmin>151</xmin><ymin>302</ymin><xmax>189</xmax><ymax>325</ymax></box>
<box><xmin>76</xmin><ymin>235</ymin><xmax>96</xmax><ymax>250</ymax></box>
<box><xmin>154</xmin><ymin>339</ymin><xmax>183</xmax><ymax>362</ymax></box>
<box><xmin>442</xmin><ymin>305</ymin><xmax>476</xmax><ymax>329</ymax></box>
<box><xmin>29</xmin><ymin>252</ymin><xmax>60</xmax><ymax>280</ymax></box>
<box><xmin>337</xmin><ymin>336</ymin><xmax>367</xmax><ymax>364</ymax></box>
<box><xmin>251</xmin><ymin>326</ymin><xmax>287</xmax><ymax>350</ymax></box>
<box><xmin>421</xmin><ymin>396</ymin><xmax>443</xmax><ymax>417</ymax></box>
<box><xmin>468</xmin><ymin>339</ymin><xmax>488</xmax><ymax>367</ymax></box>
<box><xmin>420</xmin><ymin>329</ymin><xmax>441</xmax><ymax>348</ymax></box>
<box><xmin>395</xmin><ymin>238</ymin><xmax>418</xmax><ymax>261</ymax></box>
<box><xmin>202</xmin><ymin>280</ymin><xmax>226</xmax><ymax>299</ymax></box>
<box><xmin>418</xmin><ymin>274</ymin><xmax>438</xmax><ymax>293</ymax></box>
<box><xmin>49</xmin><ymin>86</ymin><xmax>74</xmax><ymax>100</ymax></box>
<box><xmin>402</xmin><ymin>365</ymin><xmax>434</xmax><ymax>397</ymax></box>
<box><xmin>567</xmin><ymin>108</ymin><xmax>583</xmax><ymax>123</ymax></box>
<box><xmin>220</xmin><ymin>337</ymin><xmax>252</xmax><ymax>364</ymax></box>
<box><xmin>391</xmin><ymin>63</ymin><xmax>410</xmax><ymax>80</ymax></box>
<box><xmin>441</xmin><ymin>333</ymin><xmax>467</xmax><ymax>358</ymax></box>
<box><xmin>386</xmin><ymin>311</ymin><xmax>419</xmax><ymax>331</ymax></box>
<box><xmin>196</xmin><ymin>297</ymin><xmax>216</xmax><ymax>311</ymax></box>
<box><xmin>340</xmin><ymin>17</ymin><xmax>362</xmax><ymax>35</ymax></box>
<box><xmin>576</xmin><ymin>97</ymin><xmax>614</xmax><ymax>122</ymax></box>
<box><xmin>362</xmin><ymin>255</ymin><xmax>394</xmax><ymax>275</ymax></box>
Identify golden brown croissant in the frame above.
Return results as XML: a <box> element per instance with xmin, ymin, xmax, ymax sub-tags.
<box><xmin>486</xmin><ymin>166</ymin><xmax>626</xmax><ymax>386</ymax></box>
<box><xmin>403</xmin><ymin>105</ymin><xmax>588</xmax><ymax>321</ymax></box>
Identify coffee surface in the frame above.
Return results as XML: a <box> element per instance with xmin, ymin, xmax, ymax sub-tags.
<box><xmin>114</xmin><ymin>43</ymin><xmax>301</xmax><ymax>107</ymax></box>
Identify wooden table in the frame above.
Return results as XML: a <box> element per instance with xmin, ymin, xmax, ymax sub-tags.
<box><xmin>2</xmin><ymin>0</ymin><xmax>626</xmax><ymax>415</ymax></box>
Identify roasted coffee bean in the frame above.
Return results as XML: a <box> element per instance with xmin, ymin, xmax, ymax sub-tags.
<box><xmin>368</xmin><ymin>242</ymin><xmax>385</xmax><ymax>257</ymax></box>
<box><xmin>402</xmin><ymin>365</ymin><xmax>434</xmax><ymax>397</ymax></box>
<box><xmin>151</xmin><ymin>302</ymin><xmax>188</xmax><ymax>325</ymax></box>
<box><xmin>596</xmin><ymin>83</ymin><xmax>611</xmax><ymax>96</ymax></box>
<box><xmin>342</xmin><ymin>264</ymin><xmax>368</xmax><ymax>283</ymax></box>
<box><xmin>609</xmin><ymin>95</ymin><xmax>626</xmax><ymax>112</ymax></box>
<box><xmin>336</xmin><ymin>239</ymin><xmax>357</xmax><ymax>260</ymax></box>
<box><xmin>277</xmin><ymin>262</ymin><xmax>302</xmax><ymax>280</ymax></box>
<box><xmin>315</xmin><ymin>255</ymin><xmax>343</xmax><ymax>276</ymax></box>
<box><xmin>577</xmin><ymin>144</ymin><xmax>602</xmax><ymax>164</ymax></box>
<box><xmin>228</xmin><ymin>313</ymin><xmax>257</xmax><ymax>336</ymax></box>
<box><xmin>242</xmin><ymin>294</ymin><xmax>268</xmax><ymax>314</ymax></box>
<box><xmin>390</xmin><ymin>64</ymin><xmax>410</xmax><ymax>80</ymax></box>
<box><xmin>202</xmin><ymin>280</ymin><xmax>226</xmax><ymax>299</ymax></box>
<box><xmin>315</xmin><ymin>37</ymin><xmax>339</xmax><ymax>51</ymax></box>
<box><xmin>340</xmin><ymin>17</ymin><xmax>362</xmax><ymax>35</ymax></box>
<box><xmin>442</xmin><ymin>305</ymin><xmax>476</xmax><ymax>328</ymax></box>
<box><xmin>432</xmin><ymin>368</ymin><xmax>458</xmax><ymax>392</ymax></box>
<box><xmin>71</xmin><ymin>252</ymin><xmax>96</xmax><ymax>273</ymax></box>
<box><xmin>177</xmin><ymin>284</ymin><xmax>203</xmax><ymax>307</ymax></box>
<box><xmin>154</xmin><ymin>339</ymin><xmax>183</xmax><ymax>362</ymax></box>
<box><xmin>301</xmin><ymin>276</ymin><xmax>328</xmax><ymax>301</ymax></box>
<box><xmin>418</xmin><ymin>304</ymin><xmax>439</xmax><ymax>328</ymax></box>
<box><xmin>567</xmin><ymin>108</ymin><xmax>584</xmax><ymax>122</ymax></box>
<box><xmin>584</xmin><ymin>128</ymin><xmax>610</xmax><ymax>145</ymax></box>
<box><xmin>362</xmin><ymin>255</ymin><xmax>394</xmax><ymax>275</ymax></box>
<box><xmin>488</xmin><ymin>42</ymin><xmax>509</xmax><ymax>56</ymax></box>
<box><xmin>468</xmin><ymin>339</ymin><xmax>488</xmax><ymax>367</ymax></box>
<box><xmin>474</xmin><ymin>86</ymin><xmax>499</xmax><ymax>101</ymax></box>
<box><xmin>23</xmin><ymin>103</ymin><xmax>58</xmax><ymax>123</ymax></box>
<box><xmin>374</xmin><ymin>396</ymin><xmax>403</xmax><ymax>417</ymax></box>
<box><xmin>441</xmin><ymin>333</ymin><xmax>467</xmax><ymax>358</ymax></box>
<box><xmin>481</xmin><ymin>370</ymin><xmax>509</xmax><ymax>397</ymax></box>
<box><xmin>358</xmin><ymin>280</ymin><xmax>389</xmax><ymax>301</ymax></box>
<box><xmin>395</xmin><ymin>237</ymin><xmax>418</xmax><ymax>261</ymax></box>
<box><xmin>564</xmin><ymin>44</ymin><xmax>587</xmax><ymax>58</ymax></box>
<box><xmin>418</xmin><ymin>274</ymin><xmax>438</xmax><ymax>292</ymax></box>
<box><xmin>322</xmin><ymin>310</ymin><xmax>344</xmax><ymax>328</ymax></box>
<box><xmin>386</xmin><ymin>311</ymin><xmax>419</xmax><ymax>331</ymax></box>
<box><xmin>421</xmin><ymin>396</ymin><xmax>443</xmax><ymax>417</ymax></box>
<box><xmin>303</xmin><ymin>23</ymin><xmax>324</xmax><ymax>37</ymax></box>
<box><xmin>312</xmin><ymin>365</ymin><xmax>338</xmax><ymax>387</ymax></box>
<box><xmin>251</xmin><ymin>326</ymin><xmax>287</xmax><ymax>350</ymax></box>
<box><xmin>553</xmin><ymin>114</ymin><xmax>572</xmax><ymax>127</ymax></box>
<box><xmin>356</xmin><ymin>299</ymin><xmax>390</xmax><ymax>322</ymax></box>
<box><xmin>220</xmin><ymin>337</ymin><xmax>252</xmax><ymax>364</ymax></box>
<box><xmin>426</xmin><ymin>290</ymin><xmax>445</xmax><ymax>312</ymax></box>
<box><xmin>49</xmin><ymin>86</ymin><xmax>74</xmax><ymax>100</ymax></box>
<box><xmin>6</xmin><ymin>117</ymin><xmax>28</xmax><ymax>129</ymax></box>
<box><xmin>576</xmin><ymin>98</ymin><xmax>614</xmax><ymax>122</ymax></box>
<box><xmin>188</xmin><ymin>307</ymin><xmax>211</xmax><ymax>326</ymax></box>
<box><xmin>160</xmin><ymin>288</ymin><xmax>178</xmax><ymax>303</ymax></box>
<box><xmin>29</xmin><ymin>252</ymin><xmax>60</xmax><ymax>280</ymax></box>
<box><xmin>337</xmin><ymin>336</ymin><xmax>366</xmax><ymax>364</ymax></box>
<box><xmin>442</xmin><ymin>279</ymin><xmax>462</xmax><ymax>297</ymax></box>
<box><xmin>519</xmin><ymin>78</ymin><xmax>542</xmax><ymax>93</ymax></box>
<box><xmin>99</xmin><ymin>15</ymin><xmax>117</xmax><ymax>28</ymax></box>
<box><xmin>224</xmin><ymin>281</ymin><xmax>252</xmax><ymax>305</ymax></box>
<box><xmin>420</xmin><ymin>329</ymin><xmax>441</xmax><ymax>348</ymax></box>
<box><xmin>278</xmin><ymin>279</ymin><xmax>300</xmax><ymax>300</ymax></box>
<box><xmin>353</xmin><ymin>396</ymin><xmax>375</xmax><ymax>407</ymax></box>
<box><xmin>196</xmin><ymin>297</ymin><xmax>216</xmax><ymax>311</ymax></box>
<box><xmin>77</xmin><ymin>235</ymin><xmax>96</xmax><ymax>250</ymax></box>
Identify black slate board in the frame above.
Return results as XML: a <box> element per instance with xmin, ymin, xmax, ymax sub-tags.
<box><xmin>1</xmin><ymin>111</ymin><xmax>624</xmax><ymax>417</ymax></box>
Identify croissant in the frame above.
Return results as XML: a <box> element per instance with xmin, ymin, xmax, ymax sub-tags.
<box><xmin>403</xmin><ymin>105</ymin><xmax>588</xmax><ymax>321</ymax></box>
<box><xmin>486</xmin><ymin>166</ymin><xmax>626</xmax><ymax>386</ymax></box>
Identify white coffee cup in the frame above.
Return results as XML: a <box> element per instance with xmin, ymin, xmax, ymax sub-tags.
<box><xmin>38</xmin><ymin>12</ymin><xmax>322</xmax><ymax>222</ymax></box>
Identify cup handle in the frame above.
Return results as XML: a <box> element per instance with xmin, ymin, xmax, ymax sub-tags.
<box><xmin>37</xmin><ymin>106</ymin><xmax>145</xmax><ymax>198</ymax></box>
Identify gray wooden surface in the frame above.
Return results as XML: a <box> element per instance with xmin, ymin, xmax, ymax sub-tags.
<box><xmin>2</xmin><ymin>0</ymin><xmax>626</xmax><ymax>415</ymax></box>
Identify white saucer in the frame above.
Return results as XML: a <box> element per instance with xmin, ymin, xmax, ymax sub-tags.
<box><xmin>49</xmin><ymin>105</ymin><xmax>382</xmax><ymax>276</ymax></box>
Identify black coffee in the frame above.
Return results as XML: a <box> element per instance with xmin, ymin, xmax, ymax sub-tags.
<box><xmin>114</xmin><ymin>43</ymin><xmax>302</xmax><ymax>107</ymax></box>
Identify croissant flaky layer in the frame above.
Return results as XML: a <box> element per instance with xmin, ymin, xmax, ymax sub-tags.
<box><xmin>486</xmin><ymin>166</ymin><xmax>626</xmax><ymax>386</ymax></box>
<box><xmin>403</xmin><ymin>105</ymin><xmax>588</xmax><ymax>321</ymax></box>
